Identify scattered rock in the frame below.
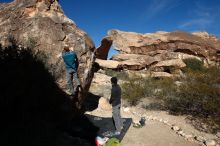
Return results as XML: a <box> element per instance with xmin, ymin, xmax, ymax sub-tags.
<box><xmin>195</xmin><ymin>136</ymin><xmax>206</xmax><ymax>142</ymax></box>
<box><xmin>90</xmin><ymin>97</ymin><xmax>218</xmax><ymax>145</ymax></box>
<box><xmin>132</xmin><ymin>118</ymin><xmax>140</xmax><ymax>124</ymax></box>
<box><xmin>163</xmin><ymin>120</ymin><xmax>168</xmax><ymax>124</ymax></box>
<box><xmin>123</xmin><ymin>107</ymin><xmax>130</xmax><ymax>112</ymax></box>
<box><xmin>181</xmin><ymin>132</ymin><xmax>186</xmax><ymax>137</ymax></box>
<box><xmin>171</xmin><ymin>125</ymin><xmax>181</xmax><ymax>131</ymax></box>
<box><xmin>98</xmin><ymin>97</ymin><xmax>112</xmax><ymax>111</ymax></box>
<box><xmin>205</xmin><ymin>140</ymin><xmax>216</xmax><ymax>146</ymax></box>
<box><xmin>177</xmin><ymin>130</ymin><xmax>184</xmax><ymax>136</ymax></box>
<box><xmin>152</xmin><ymin>117</ymin><xmax>158</xmax><ymax>120</ymax></box>
<box><xmin>166</xmin><ymin>123</ymin><xmax>173</xmax><ymax>127</ymax></box>
<box><xmin>185</xmin><ymin>134</ymin><xmax>193</xmax><ymax>138</ymax></box>
<box><xmin>148</xmin><ymin>115</ymin><xmax>153</xmax><ymax>120</ymax></box>
<box><xmin>185</xmin><ymin>134</ymin><xmax>194</xmax><ymax>141</ymax></box>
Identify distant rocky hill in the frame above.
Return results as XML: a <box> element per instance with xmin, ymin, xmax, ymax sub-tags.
<box><xmin>96</xmin><ymin>30</ymin><xmax>220</xmax><ymax>77</ymax></box>
<box><xmin>0</xmin><ymin>0</ymin><xmax>95</xmax><ymax>95</ymax></box>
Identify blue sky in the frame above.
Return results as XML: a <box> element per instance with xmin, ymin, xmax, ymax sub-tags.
<box><xmin>1</xmin><ymin>0</ymin><xmax>220</xmax><ymax>58</ymax></box>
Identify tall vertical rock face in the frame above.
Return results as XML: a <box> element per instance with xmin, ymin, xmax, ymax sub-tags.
<box><xmin>0</xmin><ymin>0</ymin><xmax>96</xmax><ymax>99</ymax></box>
<box><xmin>96</xmin><ymin>30</ymin><xmax>220</xmax><ymax>75</ymax></box>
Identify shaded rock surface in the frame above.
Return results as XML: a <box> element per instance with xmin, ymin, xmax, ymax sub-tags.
<box><xmin>96</xmin><ymin>30</ymin><xmax>220</xmax><ymax>76</ymax></box>
<box><xmin>0</xmin><ymin>0</ymin><xmax>96</xmax><ymax>101</ymax></box>
<box><xmin>0</xmin><ymin>45</ymin><xmax>98</xmax><ymax>146</ymax></box>
<box><xmin>96</xmin><ymin>37</ymin><xmax>112</xmax><ymax>60</ymax></box>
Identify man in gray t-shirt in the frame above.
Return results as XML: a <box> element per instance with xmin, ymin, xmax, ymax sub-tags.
<box><xmin>109</xmin><ymin>77</ymin><xmax>122</xmax><ymax>135</ymax></box>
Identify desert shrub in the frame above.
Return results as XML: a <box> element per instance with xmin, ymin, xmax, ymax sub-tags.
<box><xmin>104</xmin><ymin>69</ymin><xmax>129</xmax><ymax>80</ymax></box>
<box><xmin>145</xmin><ymin>77</ymin><xmax>176</xmax><ymax>98</ymax></box>
<box><xmin>26</xmin><ymin>37</ymin><xmax>37</xmax><ymax>49</ymax></box>
<box><xmin>35</xmin><ymin>50</ymin><xmax>65</xmax><ymax>80</ymax></box>
<box><xmin>121</xmin><ymin>74</ymin><xmax>176</xmax><ymax>106</ymax></box>
<box><xmin>183</xmin><ymin>58</ymin><xmax>204</xmax><ymax>71</ymax></box>
<box><xmin>121</xmin><ymin>65</ymin><xmax>220</xmax><ymax>130</ymax></box>
<box><xmin>121</xmin><ymin>75</ymin><xmax>145</xmax><ymax>105</ymax></box>
<box><xmin>35</xmin><ymin>50</ymin><xmax>49</xmax><ymax>65</ymax></box>
<box><xmin>25</xmin><ymin>37</ymin><xmax>64</xmax><ymax>80</ymax></box>
<box><xmin>165</xmin><ymin>66</ymin><xmax>220</xmax><ymax>131</ymax></box>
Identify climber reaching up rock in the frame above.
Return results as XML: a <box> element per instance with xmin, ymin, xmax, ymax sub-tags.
<box><xmin>62</xmin><ymin>45</ymin><xmax>82</xmax><ymax>99</ymax></box>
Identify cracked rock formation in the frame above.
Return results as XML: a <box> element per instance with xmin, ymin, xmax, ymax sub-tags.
<box><xmin>96</xmin><ymin>30</ymin><xmax>220</xmax><ymax>77</ymax></box>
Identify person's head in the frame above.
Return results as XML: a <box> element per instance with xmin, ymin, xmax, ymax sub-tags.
<box><xmin>111</xmin><ymin>77</ymin><xmax>118</xmax><ymax>85</ymax></box>
<box><xmin>63</xmin><ymin>45</ymin><xmax>70</xmax><ymax>52</ymax></box>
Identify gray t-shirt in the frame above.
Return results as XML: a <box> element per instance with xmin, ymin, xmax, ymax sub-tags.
<box><xmin>110</xmin><ymin>84</ymin><xmax>121</xmax><ymax>106</ymax></box>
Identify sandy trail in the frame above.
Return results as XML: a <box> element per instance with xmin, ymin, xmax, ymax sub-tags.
<box><xmin>87</xmin><ymin>107</ymin><xmax>201</xmax><ymax>146</ymax></box>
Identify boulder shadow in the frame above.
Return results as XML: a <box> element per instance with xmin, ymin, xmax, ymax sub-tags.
<box><xmin>86</xmin><ymin>114</ymin><xmax>132</xmax><ymax>142</ymax></box>
<box><xmin>82</xmin><ymin>92</ymin><xmax>101</xmax><ymax>112</ymax></box>
<box><xmin>0</xmin><ymin>44</ymin><xmax>98</xmax><ymax>146</ymax></box>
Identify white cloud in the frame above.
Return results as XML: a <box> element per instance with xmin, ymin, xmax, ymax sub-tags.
<box><xmin>144</xmin><ymin>0</ymin><xmax>182</xmax><ymax>20</ymax></box>
<box><xmin>179</xmin><ymin>2</ymin><xmax>217</xmax><ymax>30</ymax></box>
<box><xmin>179</xmin><ymin>18</ymin><xmax>213</xmax><ymax>29</ymax></box>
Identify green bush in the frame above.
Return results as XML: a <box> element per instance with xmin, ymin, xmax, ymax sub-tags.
<box><xmin>26</xmin><ymin>37</ymin><xmax>37</xmax><ymax>49</ymax></box>
<box><xmin>35</xmin><ymin>50</ymin><xmax>48</xmax><ymax>65</ymax></box>
<box><xmin>183</xmin><ymin>58</ymin><xmax>204</xmax><ymax>71</ymax></box>
<box><xmin>104</xmin><ymin>69</ymin><xmax>129</xmax><ymax>80</ymax></box>
<box><xmin>165</xmin><ymin>66</ymin><xmax>220</xmax><ymax>131</ymax></box>
<box><xmin>121</xmin><ymin>75</ymin><xmax>176</xmax><ymax>106</ymax></box>
<box><xmin>121</xmin><ymin>75</ymin><xmax>145</xmax><ymax>105</ymax></box>
<box><xmin>32</xmin><ymin>49</ymin><xmax>64</xmax><ymax>80</ymax></box>
<box><xmin>120</xmin><ymin>65</ymin><xmax>220</xmax><ymax>131</ymax></box>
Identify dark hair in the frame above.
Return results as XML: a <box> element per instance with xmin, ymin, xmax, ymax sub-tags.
<box><xmin>63</xmin><ymin>46</ymin><xmax>70</xmax><ymax>51</ymax></box>
<box><xmin>111</xmin><ymin>77</ymin><xmax>117</xmax><ymax>84</ymax></box>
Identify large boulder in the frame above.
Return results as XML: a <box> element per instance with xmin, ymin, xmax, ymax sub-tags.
<box><xmin>107</xmin><ymin>30</ymin><xmax>220</xmax><ymax>58</ymax></box>
<box><xmin>0</xmin><ymin>0</ymin><xmax>96</xmax><ymax>102</ymax></box>
<box><xmin>89</xmin><ymin>73</ymin><xmax>112</xmax><ymax>98</ymax></box>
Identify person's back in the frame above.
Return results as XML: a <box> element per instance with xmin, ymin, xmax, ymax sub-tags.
<box><xmin>61</xmin><ymin>46</ymin><xmax>81</xmax><ymax>97</ymax></box>
<box><xmin>110</xmin><ymin>84</ymin><xmax>121</xmax><ymax>106</ymax></box>
<box><xmin>62</xmin><ymin>51</ymin><xmax>78</xmax><ymax>73</ymax></box>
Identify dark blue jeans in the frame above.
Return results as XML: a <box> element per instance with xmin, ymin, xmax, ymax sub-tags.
<box><xmin>66</xmin><ymin>70</ymin><xmax>80</xmax><ymax>96</ymax></box>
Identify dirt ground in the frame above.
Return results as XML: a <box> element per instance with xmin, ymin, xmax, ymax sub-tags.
<box><xmin>86</xmin><ymin>98</ymin><xmax>218</xmax><ymax>146</ymax></box>
<box><xmin>121</xmin><ymin>119</ymin><xmax>199</xmax><ymax>146</ymax></box>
